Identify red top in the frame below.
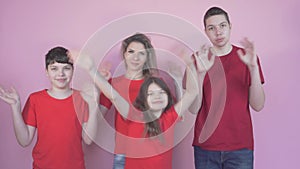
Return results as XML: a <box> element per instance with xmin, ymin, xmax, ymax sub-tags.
<box><xmin>193</xmin><ymin>45</ymin><xmax>265</xmax><ymax>151</ymax></box>
<box><xmin>22</xmin><ymin>89</ymin><xmax>88</xmax><ymax>169</ymax></box>
<box><xmin>125</xmin><ymin>106</ymin><xmax>179</xmax><ymax>169</ymax></box>
<box><xmin>100</xmin><ymin>75</ymin><xmax>144</xmax><ymax>154</ymax></box>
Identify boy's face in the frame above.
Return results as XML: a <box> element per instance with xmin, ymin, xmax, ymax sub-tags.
<box><xmin>146</xmin><ymin>83</ymin><xmax>168</xmax><ymax>113</ymax></box>
<box><xmin>205</xmin><ymin>14</ymin><xmax>231</xmax><ymax>49</ymax></box>
<box><xmin>124</xmin><ymin>41</ymin><xmax>147</xmax><ymax>73</ymax></box>
<box><xmin>46</xmin><ymin>62</ymin><xmax>73</xmax><ymax>90</ymax></box>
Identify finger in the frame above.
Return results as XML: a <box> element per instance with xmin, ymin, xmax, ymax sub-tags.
<box><xmin>237</xmin><ymin>49</ymin><xmax>244</xmax><ymax>59</ymax></box>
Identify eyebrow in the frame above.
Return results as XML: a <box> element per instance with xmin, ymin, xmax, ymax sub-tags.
<box><xmin>207</xmin><ymin>21</ymin><xmax>228</xmax><ymax>27</ymax></box>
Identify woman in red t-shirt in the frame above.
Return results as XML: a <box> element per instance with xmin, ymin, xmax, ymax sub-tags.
<box><xmin>72</xmin><ymin>49</ymin><xmax>199</xmax><ymax>169</ymax></box>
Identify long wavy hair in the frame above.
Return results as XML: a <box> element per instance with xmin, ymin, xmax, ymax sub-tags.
<box><xmin>121</xmin><ymin>33</ymin><xmax>157</xmax><ymax>77</ymax></box>
<box><xmin>133</xmin><ymin>76</ymin><xmax>174</xmax><ymax>137</ymax></box>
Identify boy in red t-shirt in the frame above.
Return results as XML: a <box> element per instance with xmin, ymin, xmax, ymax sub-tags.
<box><xmin>190</xmin><ymin>7</ymin><xmax>266</xmax><ymax>169</ymax></box>
<box><xmin>0</xmin><ymin>46</ymin><xmax>98</xmax><ymax>169</ymax></box>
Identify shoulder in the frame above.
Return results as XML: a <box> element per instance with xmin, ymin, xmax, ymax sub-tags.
<box><xmin>29</xmin><ymin>89</ymin><xmax>47</xmax><ymax>98</ymax></box>
<box><xmin>231</xmin><ymin>45</ymin><xmax>243</xmax><ymax>53</ymax></box>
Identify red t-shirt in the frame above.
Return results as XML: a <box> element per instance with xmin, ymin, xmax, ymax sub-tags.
<box><xmin>193</xmin><ymin>45</ymin><xmax>265</xmax><ymax>151</ymax></box>
<box><xmin>125</xmin><ymin>106</ymin><xmax>179</xmax><ymax>169</ymax></box>
<box><xmin>22</xmin><ymin>89</ymin><xmax>88</xmax><ymax>169</ymax></box>
<box><xmin>100</xmin><ymin>75</ymin><xmax>144</xmax><ymax>154</ymax></box>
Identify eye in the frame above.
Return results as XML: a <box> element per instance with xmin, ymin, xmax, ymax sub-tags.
<box><xmin>127</xmin><ymin>50</ymin><xmax>134</xmax><ymax>54</ymax></box>
<box><xmin>147</xmin><ymin>92</ymin><xmax>154</xmax><ymax>96</ymax></box>
<box><xmin>64</xmin><ymin>66</ymin><xmax>72</xmax><ymax>70</ymax></box>
<box><xmin>220</xmin><ymin>23</ymin><xmax>227</xmax><ymax>28</ymax></box>
<box><xmin>49</xmin><ymin>67</ymin><xmax>57</xmax><ymax>71</ymax></box>
<box><xmin>139</xmin><ymin>51</ymin><xmax>146</xmax><ymax>56</ymax></box>
<box><xmin>207</xmin><ymin>26</ymin><xmax>214</xmax><ymax>31</ymax></box>
<box><xmin>159</xmin><ymin>90</ymin><xmax>166</xmax><ymax>94</ymax></box>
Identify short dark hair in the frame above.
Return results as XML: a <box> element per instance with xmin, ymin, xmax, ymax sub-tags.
<box><xmin>45</xmin><ymin>46</ymin><xmax>73</xmax><ymax>68</ymax></box>
<box><xmin>203</xmin><ymin>7</ymin><xmax>230</xmax><ymax>28</ymax></box>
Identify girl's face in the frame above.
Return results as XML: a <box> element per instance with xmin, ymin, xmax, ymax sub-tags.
<box><xmin>124</xmin><ymin>41</ymin><xmax>148</xmax><ymax>73</ymax></box>
<box><xmin>146</xmin><ymin>82</ymin><xmax>168</xmax><ymax>112</ymax></box>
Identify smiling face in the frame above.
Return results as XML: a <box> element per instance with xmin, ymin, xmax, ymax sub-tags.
<box><xmin>123</xmin><ymin>41</ymin><xmax>148</xmax><ymax>78</ymax></box>
<box><xmin>146</xmin><ymin>82</ymin><xmax>168</xmax><ymax>113</ymax></box>
<box><xmin>46</xmin><ymin>62</ymin><xmax>73</xmax><ymax>90</ymax></box>
<box><xmin>205</xmin><ymin>14</ymin><xmax>232</xmax><ymax>49</ymax></box>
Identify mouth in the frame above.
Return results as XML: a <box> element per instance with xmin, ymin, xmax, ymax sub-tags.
<box><xmin>152</xmin><ymin>100</ymin><xmax>164</xmax><ymax>104</ymax></box>
<box><xmin>56</xmin><ymin>78</ymin><xmax>67</xmax><ymax>83</ymax></box>
<box><xmin>215</xmin><ymin>38</ymin><xmax>224</xmax><ymax>43</ymax></box>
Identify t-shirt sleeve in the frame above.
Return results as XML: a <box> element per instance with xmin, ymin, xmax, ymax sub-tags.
<box><xmin>73</xmin><ymin>91</ymin><xmax>89</xmax><ymax>124</ymax></box>
<box><xmin>161</xmin><ymin>106</ymin><xmax>179</xmax><ymax>127</ymax></box>
<box><xmin>22</xmin><ymin>95</ymin><xmax>37</xmax><ymax>127</ymax></box>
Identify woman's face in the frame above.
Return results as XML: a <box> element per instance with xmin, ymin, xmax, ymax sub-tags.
<box><xmin>146</xmin><ymin>82</ymin><xmax>168</xmax><ymax>112</ymax></box>
<box><xmin>124</xmin><ymin>41</ymin><xmax>148</xmax><ymax>73</ymax></box>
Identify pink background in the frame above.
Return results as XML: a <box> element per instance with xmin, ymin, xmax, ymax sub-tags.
<box><xmin>1</xmin><ymin>0</ymin><xmax>299</xmax><ymax>168</ymax></box>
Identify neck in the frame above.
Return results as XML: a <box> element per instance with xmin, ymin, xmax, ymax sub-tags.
<box><xmin>125</xmin><ymin>70</ymin><xmax>144</xmax><ymax>80</ymax></box>
<box><xmin>150</xmin><ymin>109</ymin><xmax>163</xmax><ymax>118</ymax></box>
<box><xmin>47</xmin><ymin>87</ymin><xmax>72</xmax><ymax>99</ymax></box>
<box><xmin>213</xmin><ymin>43</ymin><xmax>232</xmax><ymax>56</ymax></box>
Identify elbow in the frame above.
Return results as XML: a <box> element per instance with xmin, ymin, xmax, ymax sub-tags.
<box><xmin>250</xmin><ymin>102</ymin><xmax>265</xmax><ymax>112</ymax></box>
<box><xmin>83</xmin><ymin>135</ymin><xmax>94</xmax><ymax>145</ymax></box>
<box><xmin>84</xmin><ymin>139</ymin><xmax>93</xmax><ymax>145</ymax></box>
<box><xmin>18</xmin><ymin>140</ymin><xmax>31</xmax><ymax>147</ymax></box>
<box><xmin>252</xmin><ymin>104</ymin><xmax>264</xmax><ymax>112</ymax></box>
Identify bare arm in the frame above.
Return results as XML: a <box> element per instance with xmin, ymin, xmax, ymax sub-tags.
<box><xmin>237</xmin><ymin>38</ymin><xmax>265</xmax><ymax>111</ymax></box>
<box><xmin>0</xmin><ymin>86</ymin><xmax>36</xmax><ymax>147</ymax></box>
<box><xmin>174</xmin><ymin>56</ymin><xmax>199</xmax><ymax>116</ymax></box>
<box><xmin>188</xmin><ymin>45</ymin><xmax>216</xmax><ymax>114</ymax></box>
<box><xmin>69</xmin><ymin>52</ymin><xmax>129</xmax><ymax>118</ymax></box>
<box><xmin>80</xmin><ymin>85</ymin><xmax>100</xmax><ymax>145</ymax></box>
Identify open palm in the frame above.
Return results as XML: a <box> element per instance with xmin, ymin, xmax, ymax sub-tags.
<box><xmin>237</xmin><ymin>38</ymin><xmax>257</xmax><ymax>68</ymax></box>
<box><xmin>0</xmin><ymin>86</ymin><xmax>20</xmax><ymax>105</ymax></box>
<box><xmin>194</xmin><ymin>45</ymin><xmax>215</xmax><ymax>73</ymax></box>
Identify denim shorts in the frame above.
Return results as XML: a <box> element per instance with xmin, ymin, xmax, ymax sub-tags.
<box><xmin>112</xmin><ymin>154</ymin><xmax>125</xmax><ymax>169</ymax></box>
<box><xmin>194</xmin><ymin>146</ymin><xmax>253</xmax><ymax>169</ymax></box>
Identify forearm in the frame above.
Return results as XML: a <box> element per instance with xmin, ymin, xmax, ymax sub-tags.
<box><xmin>11</xmin><ymin>104</ymin><xmax>33</xmax><ymax>147</ymax></box>
<box><xmin>185</xmin><ymin>64</ymin><xmax>199</xmax><ymax>97</ymax></box>
<box><xmin>88</xmin><ymin>68</ymin><xmax>129</xmax><ymax>118</ymax></box>
<box><xmin>82</xmin><ymin>105</ymin><xmax>98</xmax><ymax>145</ymax></box>
<box><xmin>188</xmin><ymin>72</ymin><xmax>205</xmax><ymax>114</ymax></box>
<box><xmin>176</xmin><ymin>64</ymin><xmax>199</xmax><ymax>115</ymax></box>
<box><xmin>249</xmin><ymin>65</ymin><xmax>265</xmax><ymax>111</ymax></box>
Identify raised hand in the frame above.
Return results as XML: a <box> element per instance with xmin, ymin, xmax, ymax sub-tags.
<box><xmin>237</xmin><ymin>38</ymin><xmax>258</xmax><ymax>69</ymax></box>
<box><xmin>99</xmin><ymin>68</ymin><xmax>112</xmax><ymax>80</ymax></box>
<box><xmin>67</xmin><ymin>50</ymin><xmax>95</xmax><ymax>71</ymax></box>
<box><xmin>194</xmin><ymin>45</ymin><xmax>216</xmax><ymax>74</ymax></box>
<box><xmin>0</xmin><ymin>86</ymin><xmax>20</xmax><ymax>105</ymax></box>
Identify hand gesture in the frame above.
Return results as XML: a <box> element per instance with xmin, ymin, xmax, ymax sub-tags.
<box><xmin>0</xmin><ymin>86</ymin><xmax>20</xmax><ymax>105</ymax></box>
<box><xmin>194</xmin><ymin>45</ymin><xmax>215</xmax><ymax>73</ymax></box>
<box><xmin>99</xmin><ymin>68</ymin><xmax>112</xmax><ymax>80</ymax></box>
<box><xmin>237</xmin><ymin>38</ymin><xmax>258</xmax><ymax>68</ymax></box>
<box><xmin>67</xmin><ymin>50</ymin><xmax>95</xmax><ymax>71</ymax></box>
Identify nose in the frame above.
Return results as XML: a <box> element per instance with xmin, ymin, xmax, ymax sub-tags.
<box><xmin>58</xmin><ymin>68</ymin><xmax>65</xmax><ymax>76</ymax></box>
<box><xmin>133</xmin><ymin>53</ymin><xmax>141</xmax><ymax>60</ymax></box>
<box><xmin>215</xmin><ymin>26</ymin><xmax>223</xmax><ymax>35</ymax></box>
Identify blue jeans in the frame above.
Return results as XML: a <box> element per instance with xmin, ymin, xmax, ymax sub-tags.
<box><xmin>112</xmin><ymin>154</ymin><xmax>125</xmax><ymax>169</ymax></box>
<box><xmin>194</xmin><ymin>146</ymin><xmax>253</xmax><ymax>169</ymax></box>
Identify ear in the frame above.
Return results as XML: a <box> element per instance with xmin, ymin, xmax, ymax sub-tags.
<box><xmin>45</xmin><ymin>68</ymin><xmax>49</xmax><ymax>77</ymax></box>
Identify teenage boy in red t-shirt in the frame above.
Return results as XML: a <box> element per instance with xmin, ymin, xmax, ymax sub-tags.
<box><xmin>0</xmin><ymin>46</ymin><xmax>98</xmax><ymax>169</ymax></box>
<box><xmin>190</xmin><ymin>7</ymin><xmax>265</xmax><ymax>169</ymax></box>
